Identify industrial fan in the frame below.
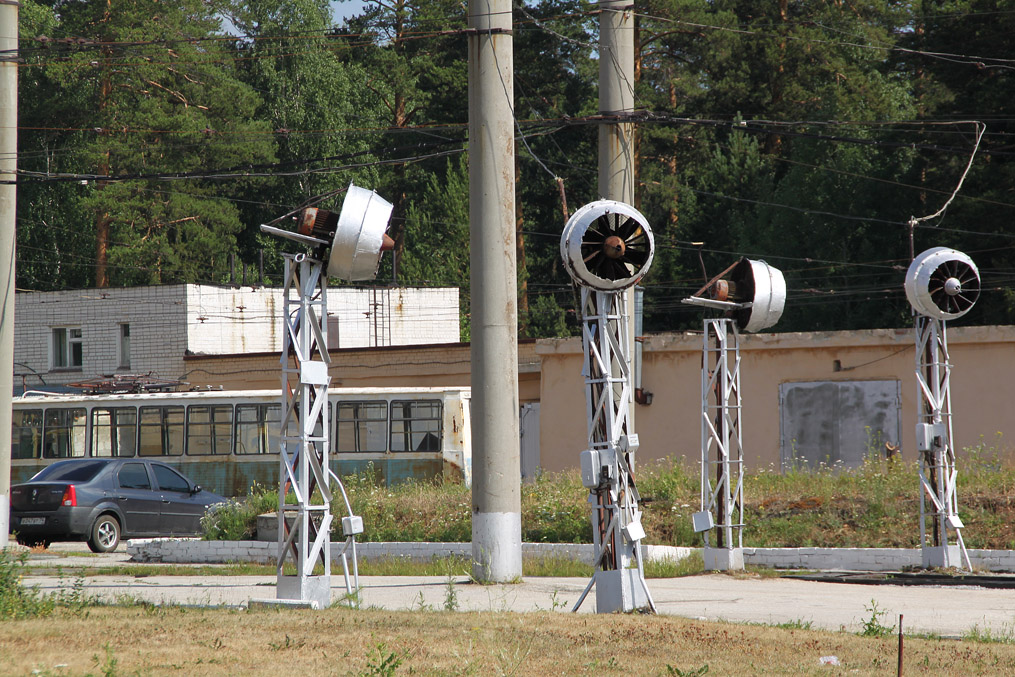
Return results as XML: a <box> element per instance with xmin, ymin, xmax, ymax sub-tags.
<box><xmin>682</xmin><ymin>257</ymin><xmax>786</xmax><ymax>333</ymax></box>
<box><xmin>905</xmin><ymin>247</ymin><xmax>980</xmax><ymax>320</ymax></box>
<box><xmin>560</xmin><ymin>200</ymin><xmax>655</xmax><ymax>291</ymax></box>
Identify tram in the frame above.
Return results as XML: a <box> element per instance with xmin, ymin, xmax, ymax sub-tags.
<box><xmin>11</xmin><ymin>387</ymin><xmax>472</xmax><ymax>496</ymax></box>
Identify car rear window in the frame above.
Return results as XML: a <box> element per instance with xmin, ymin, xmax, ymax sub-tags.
<box><xmin>31</xmin><ymin>461</ymin><xmax>107</xmax><ymax>483</ymax></box>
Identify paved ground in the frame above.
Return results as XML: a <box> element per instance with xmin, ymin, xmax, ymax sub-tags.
<box><xmin>18</xmin><ymin>543</ymin><xmax>1015</xmax><ymax>638</ymax></box>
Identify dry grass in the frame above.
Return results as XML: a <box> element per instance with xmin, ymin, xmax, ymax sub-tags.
<box><xmin>3</xmin><ymin>605</ymin><xmax>1015</xmax><ymax>676</ymax></box>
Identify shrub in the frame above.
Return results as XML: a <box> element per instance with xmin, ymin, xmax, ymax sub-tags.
<box><xmin>0</xmin><ymin>548</ymin><xmax>54</xmax><ymax>619</ymax></box>
<box><xmin>201</xmin><ymin>482</ymin><xmax>278</xmax><ymax>541</ymax></box>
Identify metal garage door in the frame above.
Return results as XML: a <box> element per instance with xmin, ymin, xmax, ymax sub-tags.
<box><xmin>779</xmin><ymin>380</ymin><xmax>901</xmax><ymax>470</ymax></box>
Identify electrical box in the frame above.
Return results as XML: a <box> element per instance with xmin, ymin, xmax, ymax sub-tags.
<box><xmin>622</xmin><ymin>517</ymin><xmax>646</xmax><ymax>542</ymax></box>
<box><xmin>580</xmin><ymin>450</ymin><xmax>601</xmax><ymax>488</ymax></box>
<box><xmin>916</xmin><ymin>422</ymin><xmax>947</xmax><ymax>452</ymax></box>
<box><xmin>692</xmin><ymin>511</ymin><xmax>715</xmax><ymax>533</ymax></box>
<box><xmin>342</xmin><ymin>515</ymin><xmax>364</xmax><ymax>537</ymax></box>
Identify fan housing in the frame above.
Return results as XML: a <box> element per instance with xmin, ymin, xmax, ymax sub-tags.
<box><xmin>560</xmin><ymin>200</ymin><xmax>655</xmax><ymax>292</ymax></box>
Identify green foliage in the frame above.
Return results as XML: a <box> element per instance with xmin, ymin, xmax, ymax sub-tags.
<box><xmin>18</xmin><ymin>0</ymin><xmax>274</xmax><ymax>289</ymax></box>
<box><xmin>361</xmin><ymin>642</ymin><xmax>409</xmax><ymax>677</ymax></box>
<box><xmin>859</xmin><ymin>599</ymin><xmax>895</xmax><ymax>638</ymax></box>
<box><xmin>521</xmin><ymin>471</ymin><xmax>589</xmax><ymax>543</ymax></box>
<box><xmin>0</xmin><ymin>548</ymin><xmax>55</xmax><ymax>619</ymax></box>
<box><xmin>201</xmin><ymin>482</ymin><xmax>278</xmax><ymax>541</ymax></box>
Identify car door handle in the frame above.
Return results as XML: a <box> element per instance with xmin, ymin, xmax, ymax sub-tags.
<box><xmin>117</xmin><ymin>496</ymin><xmax>128</xmax><ymax>501</ymax></box>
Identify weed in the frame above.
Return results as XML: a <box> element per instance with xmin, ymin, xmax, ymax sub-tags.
<box><xmin>0</xmin><ymin>548</ymin><xmax>55</xmax><ymax>619</ymax></box>
<box><xmin>268</xmin><ymin>634</ymin><xmax>306</xmax><ymax>651</ymax></box>
<box><xmin>666</xmin><ymin>664</ymin><xmax>709</xmax><ymax>676</ymax></box>
<box><xmin>772</xmin><ymin>618</ymin><xmax>813</xmax><ymax>630</ymax></box>
<box><xmin>360</xmin><ymin>642</ymin><xmax>408</xmax><ymax>677</ymax></box>
<box><xmin>443</xmin><ymin>573</ymin><xmax>460</xmax><ymax>611</ymax></box>
<box><xmin>91</xmin><ymin>644</ymin><xmax>118</xmax><ymax>677</ymax></box>
<box><xmin>964</xmin><ymin>623</ymin><xmax>1015</xmax><ymax>644</ymax></box>
<box><xmin>411</xmin><ymin>590</ymin><xmax>432</xmax><ymax>612</ymax></box>
<box><xmin>859</xmin><ymin>599</ymin><xmax>895</xmax><ymax>638</ymax></box>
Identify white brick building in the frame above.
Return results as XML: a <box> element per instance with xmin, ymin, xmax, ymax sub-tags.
<box><xmin>14</xmin><ymin>284</ymin><xmax>460</xmax><ymax>391</ymax></box>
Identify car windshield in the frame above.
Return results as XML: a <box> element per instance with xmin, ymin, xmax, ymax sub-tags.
<box><xmin>31</xmin><ymin>461</ymin><xmax>107</xmax><ymax>483</ymax></box>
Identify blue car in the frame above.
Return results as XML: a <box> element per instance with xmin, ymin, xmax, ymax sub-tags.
<box><xmin>10</xmin><ymin>459</ymin><xmax>226</xmax><ymax>552</ymax></box>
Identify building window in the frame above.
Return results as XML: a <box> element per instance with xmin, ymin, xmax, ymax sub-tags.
<box><xmin>118</xmin><ymin>324</ymin><xmax>131</xmax><ymax>369</ymax></box>
<box><xmin>51</xmin><ymin>327</ymin><xmax>83</xmax><ymax>369</ymax></box>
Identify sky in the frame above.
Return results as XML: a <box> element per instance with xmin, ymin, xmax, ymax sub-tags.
<box><xmin>330</xmin><ymin>0</ymin><xmax>369</xmax><ymax>24</ymax></box>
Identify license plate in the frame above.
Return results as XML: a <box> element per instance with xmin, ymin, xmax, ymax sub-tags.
<box><xmin>20</xmin><ymin>517</ymin><xmax>45</xmax><ymax>526</ymax></box>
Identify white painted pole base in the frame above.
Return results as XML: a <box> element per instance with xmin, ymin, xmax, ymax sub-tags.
<box><xmin>277</xmin><ymin>574</ymin><xmax>331</xmax><ymax>610</ymax></box>
<box><xmin>704</xmin><ymin>546</ymin><xmax>745</xmax><ymax>571</ymax></box>
<box><xmin>922</xmin><ymin>545</ymin><xmax>962</xmax><ymax>569</ymax></box>
<box><xmin>472</xmin><ymin>511</ymin><xmax>522</xmax><ymax>582</ymax></box>
<box><xmin>594</xmin><ymin>569</ymin><xmax>651</xmax><ymax>613</ymax></box>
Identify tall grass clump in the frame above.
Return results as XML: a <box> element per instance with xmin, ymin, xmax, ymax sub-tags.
<box><xmin>339</xmin><ymin>464</ymin><xmax>472</xmax><ymax>542</ymax></box>
<box><xmin>201</xmin><ymin>482</ymin><xmax>278</xmax><ymax>541</ymax></box>
<box><xmin>521</xmin><ymin>470</ymin><xmax>588</xmax><ymax>543</ymax></box>
<box><xmin>0</xmin><ymin>548</ymin><xmax>55</xmax><ymax>619</ymax></box>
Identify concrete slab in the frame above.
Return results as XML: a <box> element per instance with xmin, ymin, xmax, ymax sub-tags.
<box><xmin>19</xmin><ymin>572</ymin><xmax>1015</xmax><ymax>638</ymax></box>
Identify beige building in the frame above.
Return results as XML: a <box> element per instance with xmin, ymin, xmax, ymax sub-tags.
<box><xmin>536</xmin><ymin>325</ymin><xmax>1014</xmax><ymax>473</ymax></box>
<box><xmin>184</xmin><ymin>325</ymin><xmax>1013</xmax><ymax>475</ymax></box>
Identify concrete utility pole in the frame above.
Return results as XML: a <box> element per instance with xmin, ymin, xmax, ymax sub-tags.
<box><xmin>598</xmin><ymin>3</ymin><xmax>638</xmax><ymax>427</ymax></box>
<box><xmin>0</xmin><ymin>1</ymin><xmax>17</xmax><ymax>547</ymax></box>
<box><xmin>468</xmin><ymin>0</ymin><xmax>522</xmax><ymax>583</ymax></box>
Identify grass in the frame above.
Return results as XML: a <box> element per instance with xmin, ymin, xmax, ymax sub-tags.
<box><xmin>23</xmin><ymin>553</ymin><xmax>706</xmax><ymax>580</ymax></box>
<box><xmin>4</xmin><ymin>605</ymin><xmax>1015</xmax><ymax>676</ymax></box>
<box><xmin>204</xmin><ymin>446</ymin><xmax>1015</xmax><ymax>551</ymax></box>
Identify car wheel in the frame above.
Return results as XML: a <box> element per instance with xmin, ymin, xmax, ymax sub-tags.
<box><xmin>88</xmin><ymin>515</ymin><xmax>120</xmax><ymax>553</ymax></box>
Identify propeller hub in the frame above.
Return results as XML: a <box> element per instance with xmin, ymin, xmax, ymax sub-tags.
<box><xmin>944</xmin><ymin>277</ymin><xmax>962</xmax><ymax>296</ymax></box>
<box><xmin>603</xmin><ymin>235</ymin><xmax>626</xmax><ymax>260</ymax></box>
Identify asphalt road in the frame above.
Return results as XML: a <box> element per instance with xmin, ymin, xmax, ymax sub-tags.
<box><xmin>17</xmin><ymin>543</ymin><xmax>1015</xmax><ymax>637</ymax></box>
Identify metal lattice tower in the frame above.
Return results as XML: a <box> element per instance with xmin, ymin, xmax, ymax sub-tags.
<box><xmin>904</xmin><ymin>246</ymin><xmax>979</xmax><ymax>571</ymax></box>
<box><xmin>572</xmin><ymin>287</ymin><xmax>655</xmax><ymax>613</ymax></box>
<box><xmin>683</xmin><ymin>258</ymin><xmax>785</xmax><ymax>571</ymax></box>
<box><xmin>558</xmin><ymin>199</ymin><xmax>655</xmax><ymax>614</ymax></box>
<box><xmin>258</xmin><ymin>184</ymin><xmax>391</xmax><ymax>609</ymax></box>
<box><xmin>274</xmin><ymin>254</ymin><xmax>363</xmax><ymax>608</ymax></box>
<box><xmin>914</xmin><ymin>316</ymin><xmax>971</xmax><ymax>570</ymax></box>
<box><xmin>699</xmin><ymin>318</ymin><xmax>744</xmax><ymax>570</ymax></box>
<box><xmin>276</xmin><ymin>254</ymin><xmax>335</xmax><ymax>608</ymax></box>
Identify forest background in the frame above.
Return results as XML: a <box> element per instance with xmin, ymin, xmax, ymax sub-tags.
<box><xmin>14</xmin><ymin>0</ymin><xmax>1015</xmax><ymax>338</ymax></box>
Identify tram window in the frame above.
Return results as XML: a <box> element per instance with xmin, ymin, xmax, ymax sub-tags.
<box><xmin>187</xmin><ymin>405</ymin><xmax>233</xmax><ymax>455</ymax></box>
<box><xmin>12</xmin><ymin>409</ymin><xmax>43</xmax><ymax>459</ymax></box>
<box><xmin>92</xmin><ymin>407</ymin><xmax>138</xmax><ymax>457</ymax></box>
<box><xmin>138</xmin><ymin>406</ymin><xmax>184</xmax><ymax>457</ymax></box>
<box><xmin>390</xmin><ymin>400</ymin><xmax>442</xmax><ymax>452</ymax></box>
<box><xmin>43</xmin><ymin>408</ymin><xmax>87</xmax><ymax>459</ymax></box>
<box><xmin>234</xmin><ymin>404</ymin><xmax>281</xmax><ymax>455</ymax></box>
<box><xmin>337</xmin><ymin>401</ymin><xmax>387</xmax><ymax>452</ymax></box>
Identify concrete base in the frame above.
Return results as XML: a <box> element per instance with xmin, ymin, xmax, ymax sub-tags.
<box><xmin>922</xmin><ymin>545</ymin><xmax>963</xmax><ymax>569</ymax></box>
<box><xmin>277</xmin><ymin>574</ymin><xmax>331</xmax><ymax>609</ymax></box>
<box><xmin>471</xmin><ymin>511</ymin><xmax>522</xmax><ymax>583</ymax></box>
<box><xmin>594</xmin><ymin>568</ymin><xmax>651</xmax><ymax>613</ymax></box>
<box><xmin>704</xmin><ymin>546</ymin><xmax>745</xmax><ymax>571</ymax></box>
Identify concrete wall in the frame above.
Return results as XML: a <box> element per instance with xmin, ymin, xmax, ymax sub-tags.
<box><xmin>185</xmin><ymin>285</ymin><xmax>459</xmax><ymax>354</ymax></box>
<box><xmin>182</xmin><ymin>339</ymin><xmax>543</xmax><ymax>404</ymax></box>
<box><xmin>536</xmin><ymin>325</ymin><xmax>1015</xmax><ymax>473</ymax></box>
